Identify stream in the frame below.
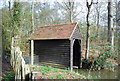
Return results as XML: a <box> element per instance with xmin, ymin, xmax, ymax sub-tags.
<box><xmin>74</xmin><ymin>66</ymin><xmax>120</xmax><ymax>79</ymax></box>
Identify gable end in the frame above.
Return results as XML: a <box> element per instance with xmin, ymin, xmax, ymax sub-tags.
<box><xmin>70</xmin><ymin>26</ymin><xmax>81</xmax><ymax>39</ymax></box>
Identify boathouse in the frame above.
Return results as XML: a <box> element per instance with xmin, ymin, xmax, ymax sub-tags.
<box><xmin>30</xmin><ymin>22</ymin><xmax>82</xmax><ymax>70</ymax></box>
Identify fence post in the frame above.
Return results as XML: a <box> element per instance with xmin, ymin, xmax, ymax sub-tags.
<box><xmin>10</xmin><ymin>36</ymin><xmax>30</xmax><ymax>80</ymax></box>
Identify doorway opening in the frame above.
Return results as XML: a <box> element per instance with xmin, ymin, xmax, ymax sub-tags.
<box><xmin>73</xmin><ymin>39</ymin><xmax>81</xmax><ymax>68</ymax></box>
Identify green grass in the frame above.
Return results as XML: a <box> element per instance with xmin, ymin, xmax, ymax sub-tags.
<box><xmin>30</xmin><ymin>65</ymin><xmax>86</xmax><ymax>79</ymax></box>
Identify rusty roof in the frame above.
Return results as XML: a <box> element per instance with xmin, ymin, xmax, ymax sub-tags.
<box><xmin>30</xmin><ymin>22</ymin><xmax>78</xmax><ymax>40</ymax></box>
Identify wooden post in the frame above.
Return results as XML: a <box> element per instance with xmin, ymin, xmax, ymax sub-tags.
<box><xmin>70</xmin><ymin>39</ymin><xmax>75</xmax><ymax>71</ymax></box>
<box><xmin>31</xmin><ymin>40</ymin><xmax>34</xmax><ymax>65</ymax></box>
<box><xmin>80</xmin><ymin>39</ymin><xmax>82</xmax><ymax>68</ymax></box>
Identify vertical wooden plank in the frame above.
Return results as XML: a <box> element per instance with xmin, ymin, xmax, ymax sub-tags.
<box><xmin>11</xmin><ymin>37</ymin><xmax>14</xmax><ymax>66</ymax></box>
<box><xmin>70</xmin><ymin>39</ymin><xmax>74</xmax><ymax>71</ymax></box>
<box><xmin>80</xmin><ymin>40</ymin><xmax>82</xmax><ymax>68</ymax></box>
<box><xmin>31</xmin><ymin>40</ymin><xmax>34</xmax><ymax>65</ymax></box>
<box><xmin>10</xmin><ymin>37</ymin><xmax>31</xmax><ymax>80</ymax></box>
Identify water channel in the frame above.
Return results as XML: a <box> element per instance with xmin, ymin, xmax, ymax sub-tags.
<box><xmin>74</xmin><ymin>66</ymin><xmax>120</xmax><ymax>79</ymax></box>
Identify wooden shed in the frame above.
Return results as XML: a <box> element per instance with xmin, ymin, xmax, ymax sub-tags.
<box><xmin>29</xmin><ymin>22</ymin><xmax>82</xmax><ymax>70</ymax></box>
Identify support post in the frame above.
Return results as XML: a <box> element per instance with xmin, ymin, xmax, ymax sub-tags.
<box><xmin>78</xmin><ymin>39</ymin><xmax>82</xmax><ymax>68</ymax></box>
<box><xmin>70</xmin><ymin>39</ymin><xmax>75</xmax><ymax>71</ymax></box>
<box><xmin>31</xmin><ymin>40</ymin><xmax>34</xmax><ymax>65</ymax></box>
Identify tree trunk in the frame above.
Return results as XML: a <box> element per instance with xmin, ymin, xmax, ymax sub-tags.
<box><xmin>96</xmin><ymin>4</ymin><xmax>100</xmax><ymax>38</ymax></box>
<box><xmin>32</xmin><ymin>1</ymin><xmax>34</xmax><ymax>33</ymax></box>
<box><xmin>69</xmin><ymin>2</ymin><xmax>73</xmax><ymax>23</ymax></box>
<box><xmin>85</xmin><ymin>0</ymin><xmax>93</xmax><ymax>60</ymax></box>
<box><xmin>85</xmin><ymin>8</ymin><xmax>90</xmax><ymax>60</ymax></box>
<box><xmin>117</xmin><ymin>1</ymin><xmax>120</xmax><ymax>78</ymax></box>
<box><xmin>108</xmin><ymin>0</ymin><xmax>113</xmax><ymax>43</ymax></box>
<box><xmin>8</xmin><ymin>1</ymin><xmax>11</xmax><ymax>11</ymax></box>
<box><xmin>108</xmin><ymin>0</ymin><xmax>114</xmax><ymax>49</ymax></box>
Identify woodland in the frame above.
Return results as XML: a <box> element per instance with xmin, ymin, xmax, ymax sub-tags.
<box><xmin>1</xmin><ymin>0</ymin><xmax>120</xmax><ymax>80</ymax></box>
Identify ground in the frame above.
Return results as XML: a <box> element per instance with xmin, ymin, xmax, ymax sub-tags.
<box><xmin>29</xmin><ymin>65</ymin><xmax>86</xmax><ymax>79</ymax></box>
<box><xmin>1</xmin><ymin>59</ymin><xmax>14</xmax><ymax>81</ymax></box>
<box><xmin>1</xmin><ymin>39</ymin><xmax>118</xmax><ymax>80</ymax></box>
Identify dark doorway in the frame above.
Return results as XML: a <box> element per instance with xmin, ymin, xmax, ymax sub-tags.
<box><xmin>73</xmin><ymin>39</ymin><xmax>81</xmax><ymax>68</ymax></box>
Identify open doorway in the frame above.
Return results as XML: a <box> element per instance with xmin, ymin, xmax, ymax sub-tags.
<box><xmin>73</xmin><ymin>39</ymin><xmax>81</xmax><ymax>68</ymax></box>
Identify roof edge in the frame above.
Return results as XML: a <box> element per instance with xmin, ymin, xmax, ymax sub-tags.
<box><xmin>69</xmin><ymin>22</ymin><xmax>79</xmax><ymax>39</ymax></box>
<box><xmin>37</xmin><ymin>22</ymin><xmax>77</xmax><ymax>28</ymax></box>
<box><xmin>29</xmin><ymin>22</ymin><xmax>78</xmax><ymax>40</ymax></box>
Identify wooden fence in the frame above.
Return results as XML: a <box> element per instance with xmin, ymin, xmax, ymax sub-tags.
<box><xmin>10</xmin><ymin>37</ymin><xmax>30</xmax><ymax>80</ymax></box>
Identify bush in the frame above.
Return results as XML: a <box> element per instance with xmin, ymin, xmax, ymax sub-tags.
<box><xmin>85</xmin><ymin>42</ymin><xmax>118</xmax><ymax>71</ymax></box>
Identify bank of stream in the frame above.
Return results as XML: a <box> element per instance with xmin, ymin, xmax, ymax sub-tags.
<box><xmin>74</xmin><ymin>66</ymin><xmax>120</xmax><ymax>79</ymax></box>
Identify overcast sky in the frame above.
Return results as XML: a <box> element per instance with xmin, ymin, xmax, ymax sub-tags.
<box><xmin>0</xmin><ymin>0</ymin><xmax>120</xmax><ymax>9</ymax></box>
<box><xmin>0</xmin><ymin>0</ymin><xmax>119</xmax><ymax>26</ymax></box>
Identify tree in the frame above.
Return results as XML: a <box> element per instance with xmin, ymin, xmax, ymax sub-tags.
<box><xmin>117</xmin><ymin>1</ymin><xmax>120</xmax><ymax>52</ymax></box>
<box><xmin>85</xmin><ymin>0</ymin><xmax>98</xmax><ymax>60</ymax></box>
<box><xmin>2</xmin><ymin>1</ymin><xmax>13</xmax><ymax>56</ymax></box>
<box><xmin>12</xmin><ymin>0</ymin><xmax>22</xmax><ymax>37</ymax></box>
<box><xmin>85</xmin><ymin>0</ymin><xmax>93</xmax><ymax>60</ymax></box>
<box><xmin>107</xmin><ymin>0</ymin><xmax>113</xmax><ymax>42</ymax></box>
<box><xmin>31</xmin><ymin>1</ymin><xmax>34</xmax><ymax>33</ymax></box>
<box><xmin>34</xmin><ymin>3</ymin><xmax>62</xmax><ymax>26</ymax></box>
<box><xmin>56</xmin><ymin>0</ymin><xmax>80</xmax><ymax>23</ymax></box>
<box><xmin>95</xmin><ymin>1</ymin><xmax>100</xmax><ymax>37</ymax></box>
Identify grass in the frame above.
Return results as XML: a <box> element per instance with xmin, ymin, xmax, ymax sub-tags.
<box><xmin>2</xmin><ymin>71</ymin><xmax>15</xmax><ymax>81</ymax></box>
<box><xmin>29</xmin><ymin>65</ymin><xmax>86</xmax><ymax>79</ymax></box>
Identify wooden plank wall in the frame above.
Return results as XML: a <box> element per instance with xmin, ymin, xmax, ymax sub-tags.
<box><xmin>34</xmin><ymin>39</ymin><xmax>70</xmax><ymax>66</ymax></box>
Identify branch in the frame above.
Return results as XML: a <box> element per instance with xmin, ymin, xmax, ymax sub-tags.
<box><xmin>90</xmin><ymin>0</ymin><xmax>93</xmax><ymax>6</ymax></box>
<box><xmin>64</xmin><ymin>2</ymin><xmax>71</xmax><ymax>10</ymax></box>
<box><xmin>93</xmin><ymin>0</ymin><xmax>98</xmax><ymax>4</ymax></box>
<box><xmin>86</xmin><ymin>0</ymin><xmax>89</xmax><ymax>7</ymax></box>
<box><xmin>56</xmin><ymin>2</ymin><xmax>68</xmax><ymax>11</ymax></box>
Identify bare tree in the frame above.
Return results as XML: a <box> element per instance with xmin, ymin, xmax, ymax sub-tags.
<box><xmin>117</xmin><ymin>1</ymin><xmax>120</xmax><ymax>52</ymax></box>
<box><xmin>108</xmin><ymin>0</ymin><xmax>113</xmax><ymax>42</ymax></box>
<box><xmin>108</xmin><ymin>0</ymin><xmax>115</xmax><ymax>49</ymax></box>
<box><xmin>68</xmin><ymin>1</ymin><xmax>73</xmax><ymax>23</ymax></box>
<box><xmin>95</xmin><ymin>2</ymin><xmax>100</xmax><ymax>37</ymax></box>
<box><xmin>31</xmin><ymin>1</ymin><xmax>34</xmax><ymax>33</ymax></box>
<box><xmin>85</xmin><ymin>0</ymin><xmax>93</xmax><ymax>60</ymax></box>
<box><xmin>56</xmin><ymin>0</ymin><xmax>79</xmax><ymax>23</ymax></box>
<box><xmin>85</xmin><ymin>0</ymin><xmax>98</xmax><ymax>60</ymax></box>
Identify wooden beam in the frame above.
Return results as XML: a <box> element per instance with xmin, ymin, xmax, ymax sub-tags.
<box><xmin>31</xmin><ymin>40</ymin><xmax>34</xmax><ymax>65</ymax></box>
<box><xmin>70</xmin><ymin>39</ymin><xmax>75</xmax><ymax>71</ymax></box>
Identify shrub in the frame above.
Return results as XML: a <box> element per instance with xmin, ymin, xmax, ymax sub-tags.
<box><xmin>85</xmin><ymin>42</ymin><xmax>118</xmax><ymax>71</ymax></box>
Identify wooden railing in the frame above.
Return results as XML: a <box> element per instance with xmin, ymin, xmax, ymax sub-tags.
<box><xmin>10</xmin><ymin>37</ymin><xmax>30</xmax><ymax>80</ymax></box>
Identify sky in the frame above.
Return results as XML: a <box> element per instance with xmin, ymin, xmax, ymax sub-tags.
<box><xmin>0</xmin><ymin>0</ymin><xmax>4</xmax><ymax>9</ymax></box>
<box><xmin>2</xmin><ymin>0</ymin><xmax>120</xmax><ymax>2</ymax></box>
<box><xmin>0</xmin><ymin>0</ymin><xmax>120</xmax><ymax>9</ymax></box>
<box><xmin>0</xmin><ymin>0</ymin><xmax>119</xmax><ymax>26</ymax></box>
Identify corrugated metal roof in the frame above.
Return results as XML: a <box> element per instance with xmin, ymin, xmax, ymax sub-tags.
<box><xmin>30</xmin><ymin>22</ymin><xmax>78</xmax><ymax>40</ymax></box>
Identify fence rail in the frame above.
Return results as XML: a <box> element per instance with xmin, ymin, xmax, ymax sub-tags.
<box><xmin>10</xmin><ymin>37</ymin><xmax>30</xmax><ymax>80</ymax></box>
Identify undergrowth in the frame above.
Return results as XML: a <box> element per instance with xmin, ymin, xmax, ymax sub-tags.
<box><xmin>82</xmin><ymin>41</ymin><xmax>118</xmax><ymax>71</ymax></box>
<box><xmin>2</xmin><ymin>71</ymin><xmax>15</xmax><ymax>81</ymax></box>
